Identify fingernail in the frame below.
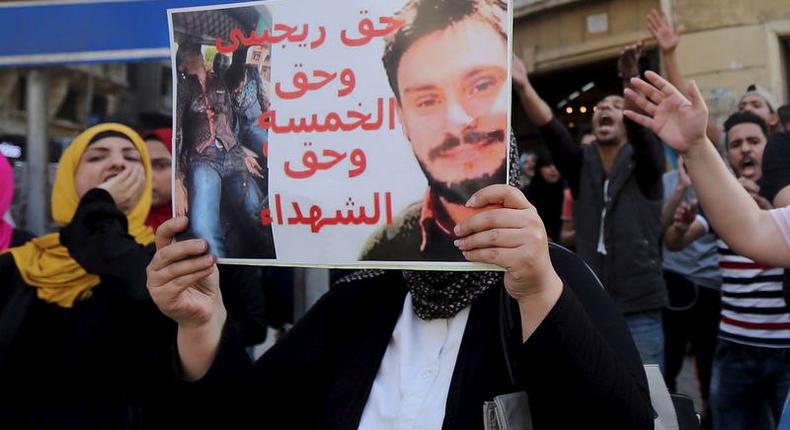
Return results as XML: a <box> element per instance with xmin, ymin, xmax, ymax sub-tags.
<box><xmin>453</xmin><ymin>225</ymin><xmax>461</xmax><ymax>235</ymax></box>
<box><xmin>462</xmin><ymin>251</ymin><xmax>470</xmax><ymax>260</ymax></box>
<box><xmin>453</xmin><ymin>240</ymin><xmax>460</xmax><ymax>247</ymax></box>
<box><xmin>465</xmin><ymin>196</ymin><xmax>476</xmax><ymax>207</ymax></box>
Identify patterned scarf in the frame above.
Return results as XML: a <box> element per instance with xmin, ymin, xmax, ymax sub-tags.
<box><xmin>340</xmin><ymin>133</ymin><xmax>521</xmax><ymax>320</ymax></box>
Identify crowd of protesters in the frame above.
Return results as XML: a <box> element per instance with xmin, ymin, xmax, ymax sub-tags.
<box><xmin>0</xmin><ymin>3</ymin><xmax>789</xmax><ymax>430</ymax></box>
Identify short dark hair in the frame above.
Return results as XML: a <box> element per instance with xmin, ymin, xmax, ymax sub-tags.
<box><xmin>382</xmin><ymin>0</ymin><xmax>507</xmax><ymax>103</ymax></box>
<box><xmin>724</xmin><ymin>111</ymin><xmax>769</xmax><ymax>147</ymax></box>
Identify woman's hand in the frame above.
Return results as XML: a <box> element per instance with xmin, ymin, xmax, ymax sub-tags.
<box><xmin>98</xmin><ymin>164</ymin><xmax>145</xmax><ymax>214</ymax></box>
<box><xmin>454</xmin><ymin>184</ymin><xmax>563</xmax><ymax>339</ymax></box>
<box><xmin>147</xmin><ymin>217</ymin><xmax>222</xmax><ymax>328</ymax></box>
<box><xmin>146</xmin><ymin>217</ymin><xmax>226</xmax><ymax>380</ymax></box>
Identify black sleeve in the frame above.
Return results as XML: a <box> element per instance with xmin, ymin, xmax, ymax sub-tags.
<box><xmin>538</xmin><ymin>117</ymin><xmax>583</xmax><ymax>197</ymax></box>
<box><xmin>760</xmin><ymin>132</ymin><xmax>790</xmax><ymax>203</ymax></box>
<box><xmin>521</xmin><ymin>246</ymin><xmax>654</xmax><ymax>429</ymax></box>
<box><xmin>176</xmin><ymin>282</ymin><xmax>343</xmax><ymax>429</ymax></box>
<box><xmin>626</xmin><ymin>117</ymin><xmax>665</xmax><ymax>201</ymax></box>
<box><xmin>218</xmin><ymin>264</ymin><xmax>268</xmax><ymax>346</ymax></box>
<box><xmin>59</xmin><ymin>188</ymin><xmax>154</xmax><ymax>301</ymax></box>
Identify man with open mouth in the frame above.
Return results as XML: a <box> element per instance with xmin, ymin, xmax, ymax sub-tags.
<box><xmin>664</xmin><ymin>111</ymin><xmax>789</xmax><ymax>430</ymax></box>
<box><xmin>512</xmin><ymin>43</ymin><xmax>668</xmax><ymax>368</ymax></box>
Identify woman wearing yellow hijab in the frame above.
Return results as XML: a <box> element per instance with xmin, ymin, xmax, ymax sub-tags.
<box><xmin>0</xmin><ymin>123</ymin><xmax>176</xmax><ymax>429</ymax></box>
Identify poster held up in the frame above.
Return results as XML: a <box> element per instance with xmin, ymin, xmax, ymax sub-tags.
<box><xmin>169</xmin><ymin>0</ymin><xmax>513</xmax><ymax>270</ymax></box>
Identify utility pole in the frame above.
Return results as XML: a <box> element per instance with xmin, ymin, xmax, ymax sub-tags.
<box><xmin>25</xmin><ymin>69</ymin><xmax>49</xmax><ymax>235</ymax></box>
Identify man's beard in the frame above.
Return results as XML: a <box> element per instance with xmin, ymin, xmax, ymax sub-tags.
<box><xmin>419</xmin><ymin>152</ymin><xmax>508</xmax><ymax>205</ymax></box>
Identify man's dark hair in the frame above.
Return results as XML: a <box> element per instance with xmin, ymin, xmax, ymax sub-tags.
<box><xmin>724</xmin><ymin>111</ymin><xmax>769</xmax><ymax>147</ymax></box>
<box><xmin>382</xmin><ymin>0</ymin><xmax>507</xmax><ymax>103</ymax></box>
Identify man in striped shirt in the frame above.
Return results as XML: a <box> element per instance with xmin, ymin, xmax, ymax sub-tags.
<box><xmin>666</xmin><ymin>111</ymin><xmax>790</xmax><ymax>429</ymax></box>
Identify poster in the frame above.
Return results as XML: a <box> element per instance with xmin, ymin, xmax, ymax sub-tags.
<box><xmin>169</xmin><ymin>0</ymin><xmax>513</xmax><ymax>269</ymax></box>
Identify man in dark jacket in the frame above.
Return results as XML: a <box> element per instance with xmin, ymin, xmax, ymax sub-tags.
<box><xmin>512</xmin><ymin>46</ymin><xmax>667</xmax><ymax>367</ymax></box>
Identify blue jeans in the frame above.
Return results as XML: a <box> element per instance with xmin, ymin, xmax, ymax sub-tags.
<box><xmin>710</xmin><ymin>340</ymin><xmax>790</xmax><ymax>430</ymax></box>
<box><xmin>779</xmin><ymin>393</ymin><xmax>790</xmax><ymax>430</ymax></box>
<box><xmin>187</xmin><ymin>145</ymin><xmax>267</xmax><ymax>258</ymax></box>
<box><xmin>624</xmin><ymin>310</ymin><xmax>664</xmax><ymax>370</ymax></box>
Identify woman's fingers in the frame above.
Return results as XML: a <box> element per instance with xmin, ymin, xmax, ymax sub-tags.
<box><xmin>150</xmin><ymin>252</ymin><xmax>216</xmax><ymax>289</ymax></box>
<box><xmin>154</xmin><ymin>216</ymin><xmax>189</xmax><ymax>250</ymax></box>
<box><xmin>466</xmin><ymin>184</ymin><xmax>531</xmax><ymax>210</ymax></box>
<box><xmin>455</xmin><ymin>208</ymin><xmax>530</xmax><ymax>237</ymax></box>
<box><xmin>150</xmin><ymin>238</ymin><xmax>208</xmax><ymax>271</ymax></box>
<box><xmin>455</xmin><ymin>227</ymin><xmax>526</xmax><ymax>251</ymax></box>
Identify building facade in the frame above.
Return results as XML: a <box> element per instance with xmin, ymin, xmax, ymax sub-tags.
<box><xmin>514</xmin><ymin>0</ymin><xmax>790</xmax><ymax>135</ymax></box>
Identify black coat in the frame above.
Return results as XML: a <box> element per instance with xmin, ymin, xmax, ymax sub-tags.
<box><xmin>0</xmin><ymin>189</ymin><xmax>271</xmax><ymax>429</ymax></box>
<box><xmin>180</xmin><ymin>245</ymin><xmax>654</xmax><ymax>429</ymax></box>
<box><xmin>0</xmin><ymin>189</ymin><xmax>176</xmax><ymax>429</ymax></box>
<box><xmin>539</xmin><ymin>117</ymin><xmax>667</xmax><ymax>314</ymax></box>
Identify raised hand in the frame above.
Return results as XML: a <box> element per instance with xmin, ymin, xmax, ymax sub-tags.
<box><xmin>617</xmin><ymin>41</ymin><xmax>643</xmax><ymax>80</ymax></box>
<box><xmin>623</xmin><ymin>71</ymin><xmax>709</xmax><ymax>154</ymax></box>
<box><xmin>673</xmin><ymin>199</ymin><xmax>698</xmax><ymax>231</ymax></box>
<box><xmin>98</xmin><ymin>164</ymin><xmax>146</xmax><ymax>214</ymax></box>
<box><xmin>512</xmin><ymin>55</ymin><xmax>530</xmax><ymax>93</ymax></box>
<box><xmin>646</xmin><ymin>9</ymin><xmax>684</xmax><ymax>53</ymax></box>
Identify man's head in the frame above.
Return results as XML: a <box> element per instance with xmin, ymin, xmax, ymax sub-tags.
<box><xmin>724</xmin><ymin>111</ymin><xmax>769</xmax><ymax>181</ymax></box>
<box><xmin>382</xmin><ymin>0</ymin><xmax>508</xmax><ymax>204</ymax></box>
<box><xmin>738</xmin><ymin>84</ymin><xmax>779</xmax><ymax>132</ymax></box>
<box><xmin>591</xmin><ymin>95</ymin><xmax>627</xmax><ymax>147</ymax></box>
<box><xmin>143</xmin><ymin>128</ymin><xmax>173</xmax><ymax>208</ymax></box>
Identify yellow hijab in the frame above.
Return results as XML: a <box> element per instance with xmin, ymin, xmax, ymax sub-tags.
<box><xmin>8</xmin><ymin>123</ymin><xmax>155</xmax><ymax>308</ymax></box>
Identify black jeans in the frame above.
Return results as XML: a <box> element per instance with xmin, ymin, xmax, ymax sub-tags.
<box><xmin>662</xmin><ymin>270</ymin><xmax>721</xmax><ymax>399</ymax></box>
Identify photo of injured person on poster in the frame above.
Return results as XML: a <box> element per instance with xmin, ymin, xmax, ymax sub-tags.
<box><xmin>168</xmin><ymin>0</ymin><xmax>512</xmax><ymax>270</ymax></box>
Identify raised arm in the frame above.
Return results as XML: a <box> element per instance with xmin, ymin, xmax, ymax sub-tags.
<box><xmin>512</xmin><ymin>56</ymin><xmax>583</xmax><ymax>194</ymax></box>
<box><xmin>618</xmin><ymin>41</ymin><xmax>667</xmax><ymax>200</ymax></box>
<box><xmin>623</xmin><ymin>71</ymin><xmax>790</xmax><ymax>266</ymax></box>
<box><xmin>646</xmin><ymin>9</ymin><xmax>722</xmax><ymax>145</ymax></box>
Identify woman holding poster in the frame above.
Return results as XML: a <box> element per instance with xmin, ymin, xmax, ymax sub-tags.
<box><xmin>150</xmin><ymin>0</ymin><xmax>653</xmax><ymax>428</ymax></box>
